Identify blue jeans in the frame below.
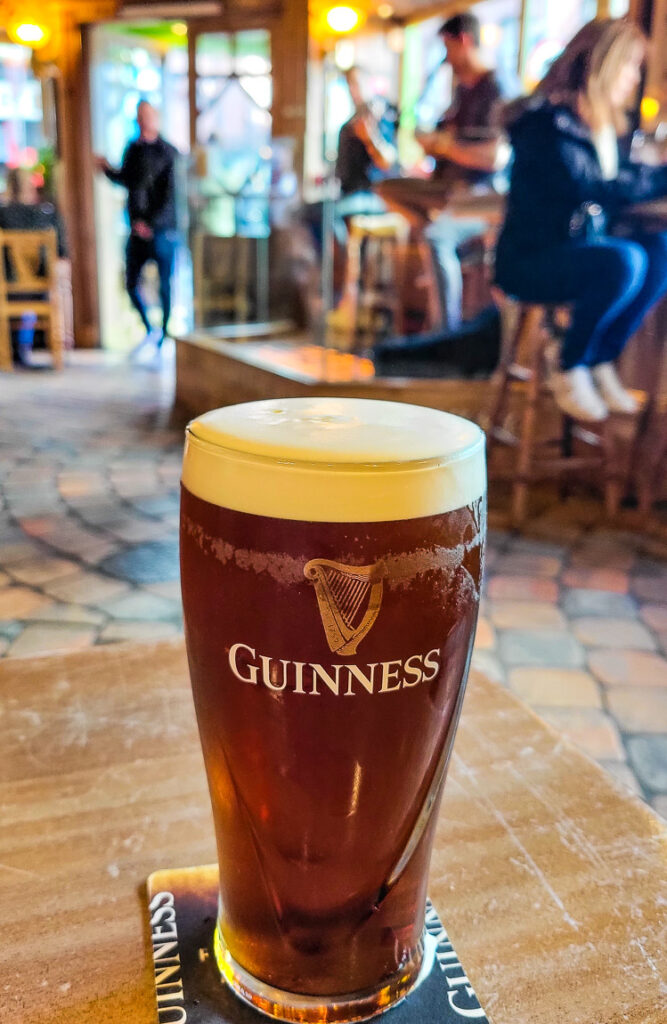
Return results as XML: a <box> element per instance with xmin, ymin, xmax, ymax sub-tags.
<box><xmin>495</xmin><ymin>231</ymin><xmax>667</xmax><ymax>370</ymax></box>
<box><xmin>125</xmin><ymin>229</ymin><xmax>178</xmax><ymax>335</ymax></box>
<box><xmin>424</xmin><ymin>214</ymin><xmax>487</xmax><ymax>332</ymax></box>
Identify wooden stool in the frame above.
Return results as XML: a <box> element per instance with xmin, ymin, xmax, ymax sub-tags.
<box><xmin>487</xmin><ymin>296</ymin><xmax>624</xmax><ymax>526</ymax></box>
<box><xmin>329</xmin><ymin>213</ymin><xmax>409</xmax><ymax>350</ymax></box>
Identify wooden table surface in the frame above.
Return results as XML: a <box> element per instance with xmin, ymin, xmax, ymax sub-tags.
<box><xmin>1</xmin><ymin>640</ymin><xmax>665</xmax><ymax>1024</ymax></box>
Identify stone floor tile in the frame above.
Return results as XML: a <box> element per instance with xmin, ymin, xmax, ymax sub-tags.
<box><xmin>41</xmin><ymin>571</ymin><xmax>131</xmax><ymax>605</ymax></box>
<box><xmin>8</xmin><ymin>623</ymin><xmax>97</xmax><ymax>658</ymax></box>
<box><xmin>99</xmin><ymin>590</ymin><xmax>182</xmax><ymax>622</ymax></box>
<box><xmin>588</xmin><ymin>649</ymin><xmax>667</xmax><ymax>688</ymax></box>
<box><xmin>639</xmin><ymin>604</ymin><xmax>667</xmax><ymax>633</ymax></box>
<box><xmin>626</xmin><ymin>735</ymin><xmax>667</xmax><ymax>792</ymax></box>
<box><xmin>57</xmin><ymin>471</ymin><xmax>108</xmax><ymax>499</ymax></box>
<box><xmin>8</xmin><ymin>556</ymin><xmax>80</xmax><ymax>586</ymax></box>
<box><xmin>536</xmin><ymin>707</ymin><xmax>626</xmax><ymax>761</ymax></box>
<box><xmin>470</xmin><ymin>650</ymin><xmax>506</xmax><ymax>686</ymax></box>
<box><xmin>490</xmin><ymin>553</ymin><xmax>561</xmax><ymax>578</ymax></box>
<box><xmin>0</xmin><ymin>586</ymin><xmax>52</xmax><ymax>619</ymax></box>
<box><xmin>99</xmin><ymin>538</ymin><xmax>179</xmax><ymax>584</ymax></box>
<box><xmin>485</xmin><ymin>576</ymin><xmax>559</xmax><ymax>602</ymax></box>
<box><xmin>651</xmin><ymin>795</ymin><xmax>667</xmax><ymax>820</ymax></box>
<box><xmin>143</xmin><ymin>580</ymin><xmax>183</xmax><ymax>602</ymax></box>
<box><xmin>561</xmin><ymin>589</ymin><xmax>638</xmax><ymax>618</ymax></box>
<box><xmin>599</xmin><ymin>760</ymin><xmax>642</xmax><ymax>797</ymax></box>
<box><xmin>19</xmin><ymin>515</ymin><xmax>70</xmax><ymax>541</ymax></box>
<box><xmin>104</xmin><ymin>518</ymin><xmax>171</xmax><ymax>544</ymax></box>
<box><xmin>131</xmin><ymin>494</ymin><xmax>180</xmax><ymax>518</ymax></box>
<box><xmin>572</xmin><ymin>617</ymin><xmax>656</xmax><ymax>650</ymax></box>
<box><xmin>632</xmin><ymin>576</ymin><xmax>667</xmax><ymax>603</ymax></box>
<box><xmin>561</xmin><ymin>568</ymin><xmax>630</xmax><ymax>593</ymax></box>
<box><xmin>0</xmin><ymin>541</ymin><xmax>42</xmax><ymax>565</ymax></box>
<box><xmin>606</xmin><ymin>686</ymin><xmax>667</xmax><ymax>734</ymax></box>
<box><xmin>488</xmin><ymin>601</ymin><xmax>567</xmax><ymax>630</ymax></box>
<box><xmin>508</xmin><ymin>668</ymin><xmax>601</xmax><ymax>707</ymax></box>
<box><xmin>498</xmin><ymin>629</ymin><xmax>585</xmax><ymax>668</ymax></box>
<box><xmin>52</xmin><ymin>537</ymin><xmax>120</xmax><ymax>565</ymax></box>
<box><xmin>24</xmin><ymin>602</ymin><xmax>107</xmax><ymax>626</ymax></box>
<box><xmin>98</xmin><ymin>620</ymin><xmax>183</xmax><ymax>643</ymax></box>
<box><xmin>473</xmin><ymin>616</ymin><xmax>495</xmax><ymax>650</ymax></box>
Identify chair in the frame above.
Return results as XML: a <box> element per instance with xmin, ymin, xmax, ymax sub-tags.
<box><xmin>487</xmin><ymin>294</ymin><xmax>635</xmax><ymax>526</ymax></box>
<box><xmin>0</xmin><ymin>229</ymin><xmax>64</xmax><ymax>371</ymax></box>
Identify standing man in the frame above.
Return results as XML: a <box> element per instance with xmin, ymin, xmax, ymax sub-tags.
<box><xmin>376</xmin><ymin>12</ymin><xmax>504</xmax><ymax>331</ymax></box>
<box><xmin>94</xmin><ymin>100</ymin><xmax>178</xmax><ymax>349</ymax></box>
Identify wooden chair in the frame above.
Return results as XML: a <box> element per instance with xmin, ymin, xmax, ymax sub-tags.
<box><xmin>0</xmin><ymin>229</ymin><xmax>64</xmax><ymax>371</ymax></box>
<box><xmin>487</xmin><ymin>294</ymin><xmax>632</xmax><ymax>526</ymax></box>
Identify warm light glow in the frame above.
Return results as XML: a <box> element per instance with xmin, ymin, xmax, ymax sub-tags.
<box><xmin>640</xmin><ymin>96</ymin><xmax>660</xmax><ymax>122</ymax></box>
<box><xmin>12</xmin><ymin>22</ymin><xmax>48</xmax><ymax>46</ymax></box>
<box><xmin>171</xmin><ymin>22</ymin><xmax>187</xmax><ymax>36</ymax></box>
<box><xmin>334</xmin><ymin>39</ymin><xmax>355</xmax><ymax>69</ymax></box>
<box><xmin>480</xmin><ymin>23</ymin><xmax>502</xmax><ymax>49</ymax></box>
<box><xmin>326</xmin><ymin>6</ymin><xmax>360</xmax><ymax>33</ymax></box>
<box><xmin>377</xmin><ymin>3</ymin><xmax>393</xmax><ymax>17</ymax></box>
<box><xmin>387</xmin><ymin>27</ymin><xmax>403</xmax><ymax>52</ymax></box>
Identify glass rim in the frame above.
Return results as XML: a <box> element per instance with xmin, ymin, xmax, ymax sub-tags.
<box><xmin>185</xmin><ymin>420</ymin><xmax>486</xmax><ymax>474</ymax></box>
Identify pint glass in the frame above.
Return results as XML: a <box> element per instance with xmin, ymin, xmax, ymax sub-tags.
<box><xmin>180</xmin><ymin>398</ymin><xmax>485</xmax><ymax>1022</ymax></box>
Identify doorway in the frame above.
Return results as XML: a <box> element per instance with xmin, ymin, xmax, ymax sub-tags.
<box><xmin>88</xmin><ymin>21</ymin><xmax>192</xmax><ymax>351</ymax></box>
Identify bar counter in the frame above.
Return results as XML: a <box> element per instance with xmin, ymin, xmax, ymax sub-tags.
<box><xmin>1</xmin><ymin>639</ymin><xmax>665</xmax><ymax>1024</ymax></box>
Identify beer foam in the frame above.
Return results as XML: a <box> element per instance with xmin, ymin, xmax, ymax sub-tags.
<box><xmin>183</xmin><ymin>398</ymin><xmax>485</xmax><ymax>521</ymax></box>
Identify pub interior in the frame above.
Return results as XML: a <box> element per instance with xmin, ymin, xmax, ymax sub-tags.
<box><xmin>0</xmin><ymin>0</ymin><xmax>666</xmax><ymax>1020</ymax></box>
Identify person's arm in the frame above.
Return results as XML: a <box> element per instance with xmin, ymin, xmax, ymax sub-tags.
<box><xmin>352</xmin><ymin>115</ymin><xmax>397</xmax><ymax>172</ymax></box>
<box><xmin>416</xmin><ymin>129</ymin><xmax>501</xmax><ymax>172</ymax></box>
<box><xmin>95</xmin><ymin>144</ymin><xmax>132</xmax><ymax>187</ymax></box>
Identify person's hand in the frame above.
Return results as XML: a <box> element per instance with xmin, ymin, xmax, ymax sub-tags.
<box><xmin>132</xmin><ymin>220</ymin><xmax>153</xmax><ymax>240</ymax></box>
<box><xmin>93</xmin><ymin>154</ymin><xmax>110</xmax><ymax>174</ymax></box>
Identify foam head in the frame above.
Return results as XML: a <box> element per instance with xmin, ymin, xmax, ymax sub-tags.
<box><xmin>182</xmin><ymin>398</ymin><xmax>485</xmax><ymax>522</ymax></box>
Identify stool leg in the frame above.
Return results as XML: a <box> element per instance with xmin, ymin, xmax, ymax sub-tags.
<box><xmin>512</xmin><ymin>310</ymin><xmax>544</xmax><ymax>526</ymax></box>
<box><xmin>602</xmin><ymin>421</ymin><xmax>621</xmax><ymax>520</ymax></box>
<box><xmin>486</xmin><ymin>300</ymin><xmax>522</xmax><ymax>454</ymax></box>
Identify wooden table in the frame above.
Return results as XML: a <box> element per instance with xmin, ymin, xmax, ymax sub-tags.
<box><xmin>1</xmin><ymin>640</ymin><xmax>665</xmax><ymax>1024</ymax></box>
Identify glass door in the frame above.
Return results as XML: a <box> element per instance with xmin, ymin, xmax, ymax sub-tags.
<box><xmin>89</xmin><ymin>21</ymin><xmax>192</xmax><ymax>351</ymax></box>
<box><xmin>189</xmin><ymin>28</ymin><xmax>280</xmax><ymax>328</ymax></box>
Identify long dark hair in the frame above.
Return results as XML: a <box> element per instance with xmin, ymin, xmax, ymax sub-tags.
<box><xmin>537</xmin><ymin>18</ymin><xmax>646</xmax><ymax>132</ymax></box>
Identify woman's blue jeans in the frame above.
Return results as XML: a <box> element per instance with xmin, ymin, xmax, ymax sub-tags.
<box><xmin>495</xmin><ymin>231</ymin><xmax>667</xmax><ymax>370</ymax></box>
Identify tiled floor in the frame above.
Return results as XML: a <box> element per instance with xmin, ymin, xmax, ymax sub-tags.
<box><xmin>1</xmin><ymin>352</ymin><xmax>666</xmax><ymax>814</ymax></box>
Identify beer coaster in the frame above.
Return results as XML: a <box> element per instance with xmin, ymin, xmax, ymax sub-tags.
<box><xmin>146</xmin><ymin>866</ymin><xmax>489</xmax><ymax>1024</ymax></box>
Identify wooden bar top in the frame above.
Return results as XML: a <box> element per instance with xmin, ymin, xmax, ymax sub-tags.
<box><xmin>1</xmin><ymin>640</ymin><xmax>665</xmax><ymax>1024</ymax></box>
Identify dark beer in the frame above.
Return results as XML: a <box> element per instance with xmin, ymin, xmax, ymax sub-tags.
<box><xmin>180</xmin><ymin>398</ymin><xmax>485</xmax><ymax>1022</ymax></box>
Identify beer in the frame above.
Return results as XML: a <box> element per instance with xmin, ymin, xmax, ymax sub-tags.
<box><xmin>180</xmin><ymin>398</ymin><xmax>485</xmax><ymax>1022</ymax></box>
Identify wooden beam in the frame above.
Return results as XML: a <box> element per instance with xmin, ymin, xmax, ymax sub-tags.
<box><xmin>271</xmin><ymin>0</ymin><xmax>308</xmax><ymax>179</ymax></box>
<box><xmin>56</xmin><ymin>12</ymin><xmax>100</xmax><ymax>347</ymax></box>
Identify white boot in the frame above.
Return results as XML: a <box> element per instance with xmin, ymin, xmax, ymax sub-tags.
<box><xmin>550</xmin><ymin>366</ymin><xmax>608</xmax><ymax>422</ymax></box>
<box><xmin>591</xmin><ymin>362</ymin><xmax>639</xmax><ymax>414</ymax></box>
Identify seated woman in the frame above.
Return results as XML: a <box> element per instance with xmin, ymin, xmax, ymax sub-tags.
<box><xmin>495</xmin><ymin>18</ymin><xmax>667</xmax><ymax>422</ymax></box>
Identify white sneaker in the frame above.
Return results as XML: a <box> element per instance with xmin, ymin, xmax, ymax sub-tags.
<box><xmin>591</xmin><ymin>362</ymin><xmax>639</xmax><ymax>414</ymax></box>
<box><xmin>550</xmin><ymin>366</ymin><xmax>608</xmax><ymax>422</ymax></box>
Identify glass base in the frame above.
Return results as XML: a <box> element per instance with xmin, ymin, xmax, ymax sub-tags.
<box><xmin>213</xmin><ymin>922</ymin><xmax>430</xmax><ymax>1023</ymax></box>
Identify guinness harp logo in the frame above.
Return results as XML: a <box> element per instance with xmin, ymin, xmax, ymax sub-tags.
<box><xmin>304</xmin><ymin>559</ymin><xmax>384</xmax><ymax>656</ymax></box>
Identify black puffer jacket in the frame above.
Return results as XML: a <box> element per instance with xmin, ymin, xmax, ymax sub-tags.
<box><xmin>495</xmin><ymin>98</ymin><xmax>667</xmax><ymax>274</ymax></box>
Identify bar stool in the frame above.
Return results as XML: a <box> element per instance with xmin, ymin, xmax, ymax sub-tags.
<box><xmin>487</xmin><ymin>294</ymin><xmax>627</xmax><ymax>526</ymax></box>
<box><xmin>328</xmin><ymin>213</ymin><xmax>409</xmax><ymax>350</ymax></box>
